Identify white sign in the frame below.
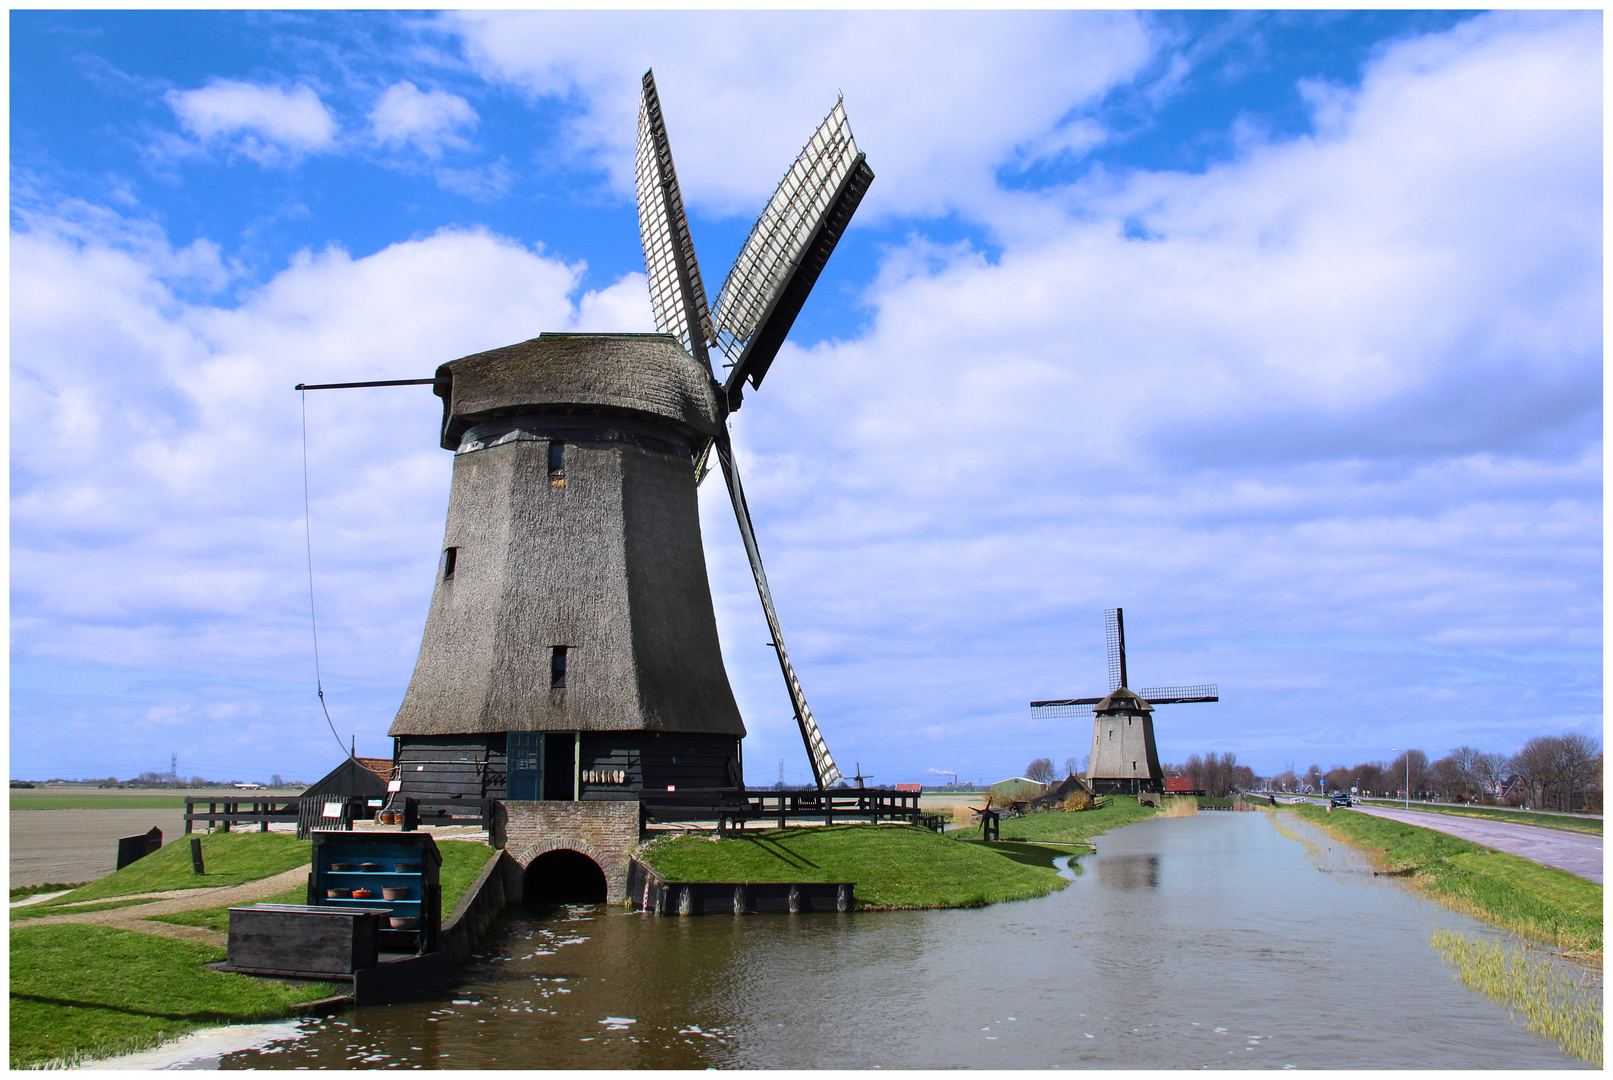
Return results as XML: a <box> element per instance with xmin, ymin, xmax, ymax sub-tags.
<box><xmin>323</xmin><ymin>802</ymin><xmax>344</xmax><ymax>818</ymax></box>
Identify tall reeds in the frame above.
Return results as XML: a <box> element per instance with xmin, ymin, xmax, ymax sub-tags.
<box><xmin>1431</xmin><ymin>930</ymin><xmax>1602</xmax><ymax>1066</ymax></box>
<box><xmin>1162</xmin><ymin>796</ymin><xmax>1198</xmax><ymax>818</ymax></box>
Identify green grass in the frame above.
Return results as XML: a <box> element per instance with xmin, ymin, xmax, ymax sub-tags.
<box><xmin>12</xmin><ymin>898</ymin><xmax>167</xmax><ymax>922</ymax></box>
<box><xmin>10</xmin><ymin>924</ymin><xmax>338</xmax><ymax>1069</ymax></box>
<box><xmin>25</xmin><ymin>833</ymin><xmax>310</xmax><ymax>915</ymax></box>
<box><xmin>640</xmin><ymin>823</ymin><xmax>1073</xmax><ymax>909</ymax></box>
<box><xmin>1289</xmin><ymin>803</ymin><xmax>1602</xmax><ymax>958</ymax></box>
<box><xmin>11</xmin><ymin>795</ymin><xmax>193</xmax><ymax>811</ymax></box>
<box><xmin>949</xmin><ymin>794</ymin><xmax>1160</xmax><ymax>844</ymax></box>
<box><xmin>146</xmin><ymin>839</ymin><xmax>496</xmax><ymax>935</ymax></box>
<box><xmin>1432</xmin><ymin>930</ymin><xmax>1601</xmax><ymax>1066</ymax></box>
<box><xmin>1355</xmin><ymin>799</ymin><xmax>1602</xmax><ymax>836</ymax></box>
<box><xmin>10</xmin><ymin>882</ymin><xmax>88</xmax><ymax>901</ymax></box>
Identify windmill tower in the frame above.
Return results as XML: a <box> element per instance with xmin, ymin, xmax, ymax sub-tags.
<box><xmin>1030</xmin><ymin>608</ymin><xmax>1217</xmax><ymax>797</ymax></box>
<box><xmin>365</xmin><ymin>71</ymin><xmax>873</xmax><ymax>807</ymax></box>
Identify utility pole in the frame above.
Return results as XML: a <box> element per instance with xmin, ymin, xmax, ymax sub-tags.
<box><xmin>170</xmin><ymin>753</ymin><xmax>178</xmax><ymax>784</ymax></box>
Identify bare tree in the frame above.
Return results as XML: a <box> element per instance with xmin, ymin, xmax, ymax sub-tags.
<box><xmin>1064</xmin><ymin>756</ymin><xmax>1082</xmax><ymax>778</ymax></box>
<box><xmin>1025</xmin><ymin>757</ymin><xmax>1055</xmax><ymax>785</ymax></box>
<box><xmin>1558</xmin><ymin>733</ymin><xmax>1601</xmax><ymax>810</ymax></box>
<box><xmin>1303</xmin><ymin>764</ymin><xmax>1323</xmax><ymax>793</ymax></box>
<box><xmin>1389</xmin><ymin>750</ymin><xmax>1428</xmax><ymax>798</ymax></box>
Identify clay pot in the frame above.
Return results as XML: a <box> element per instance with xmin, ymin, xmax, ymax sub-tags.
<box><xmin>358</xmin><ymin>862</ymin><xmax>380</xmax><ymax>872</ymax></box>
<box><xmin>389</xmin><ymin>916</ymin><xmax>418</xmax><ymax>930</ymax></box>
<box><xmin>329</xmin><ymin>862</ymin><xmax>353</xmax><ymax>872</ymax></box>
<box><xmin>326</xmin><ymin>888</ymin><xmax>352</xmax><ymax>899</ymax></box>
<box><xmin>350</xmin><ymin>888</ymin><xmax>374</xmax><ymax>899</ymax></box>
<box><xmin>381</xmin><ymin>887</ymin><xmax>409</xmax><ymax>901</ymax></box>
<box><xmin>394</xmin><ymin>862</ymin><xmax>421</xmax><ymax>873</ymax></box>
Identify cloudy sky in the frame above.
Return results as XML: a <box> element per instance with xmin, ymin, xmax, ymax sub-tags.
<box><xmin>11</xmin><ymin>11</ymin><xmax>1601</xmax><ymax>786</ymax></box>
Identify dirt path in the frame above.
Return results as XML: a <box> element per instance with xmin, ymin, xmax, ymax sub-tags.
<box><xmin>1348</xmin><ymin>804</ymin><xmax>1603</xmax><ymax>883</ymax></box>
<box><xmin>14</xmin><ymin>865</ymin><xmax>312</xmax><ymax>947</ymax></box>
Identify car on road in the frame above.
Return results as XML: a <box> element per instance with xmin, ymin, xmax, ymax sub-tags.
<box><xmin>1329</xmin><ymin>792</ymin><xmax>1354</xmax><ymax>807</ymax></box>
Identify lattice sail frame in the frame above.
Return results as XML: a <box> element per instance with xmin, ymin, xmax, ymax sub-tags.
<box><xmin>636</xmin><ymin>72</ymin><xmax>713</xmax><ymax>362</ymax></box>
<box><xmin>710</xmin><ymin>101</ymin><xmax>860</xmax><ymax>360</ymax></box>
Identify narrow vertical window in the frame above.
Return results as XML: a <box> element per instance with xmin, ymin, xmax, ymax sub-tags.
<box><xmin>548</xmin><ymin>441</ymin><xmax>565</xmax><ymax>487</ymax></box>
<box><xmin>550</xmin><ymin>645</ymin><xmax>568</xmax><ymax>689</ymax></box>
<box><xmin>441</xmin><ymin>547</ymin><xmax>458</xmax><ymax>581</ymax></box>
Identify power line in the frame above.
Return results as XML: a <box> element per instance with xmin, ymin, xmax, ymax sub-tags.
<box><xmin>301</xmin><ymin>389</ymin><xmax>354</xmax><ymax>758</ymax></box>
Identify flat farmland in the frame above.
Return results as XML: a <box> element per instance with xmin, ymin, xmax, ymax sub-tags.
<box><xmin>9</xmin><ymin>787</ymin><xmax>304</xmax><ymax>887</ymax></box>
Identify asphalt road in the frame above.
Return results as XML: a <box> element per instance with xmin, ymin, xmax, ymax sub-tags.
<box><xmin>1348</xmin><ymin>803</ymin><xmax>1603</xmax><ymax>884</ymax></box>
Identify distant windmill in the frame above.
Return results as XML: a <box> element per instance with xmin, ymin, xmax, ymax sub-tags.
<box><xmin>1030</xmin><ymin>608</ymin><xmax>1217</xmax><ymax>797</ymax></box>
<box><xmin>635</xmin><ymin>70</ymin><xmax>874</xmax><ymax>789</ymax></box>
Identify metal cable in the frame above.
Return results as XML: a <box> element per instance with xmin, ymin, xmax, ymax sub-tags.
<box><xmin>300</xmin><ymin>390</ymin><xmax>353</xmax><ymax>758</ymax></box>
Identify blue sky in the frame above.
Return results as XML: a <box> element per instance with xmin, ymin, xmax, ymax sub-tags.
<box><xmin>11</xmin><ymin>10</ymin><xmax>1601</xmax><ymax>785</ymax></box>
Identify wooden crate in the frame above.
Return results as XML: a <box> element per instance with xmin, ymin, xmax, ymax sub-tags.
<box><xmin>226</xmin><ymin>904</ymin><xmax>389</xmax><ymax>978</ymax></box>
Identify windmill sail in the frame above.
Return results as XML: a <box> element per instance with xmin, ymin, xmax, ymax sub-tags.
<box><xmin>636</xmin><ymin>70</ymin><xmax>714</xmax><ymax>370</ymax></box>
<box><xmin>1106</xmin><ymin>607</ymin><xmax>1128</xmax><ymax>691</ymax></box>
<box><xmin>714</xmin><ymin>435</ymin><xmax>843</xmax><ymax>789</ymax></box>
<box><xmin>1136</xmin><ymin>685</ymin><xmax>1219</xmax><ymax>704</ymax></box>
<box><xmin>712</xmin><ymin>100</ymin><xmax>874</xmax><ymax>403</ymax></box>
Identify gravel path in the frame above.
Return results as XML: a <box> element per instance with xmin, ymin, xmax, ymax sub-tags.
<box><xmin>1348</xmin><ymin>804</ymin><xmax>1603</xmax><ymax>883</ymax></box>
<box><xmin>14</xmin><ymin>864</ymin><xmax>312</xmax><ymax>947</ymax></box>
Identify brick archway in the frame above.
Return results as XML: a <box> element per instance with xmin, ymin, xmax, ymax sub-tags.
<box><xmin>499</xmin><ymin>801</ymin><xmax>640</xmax><ymax>903</ymax></box>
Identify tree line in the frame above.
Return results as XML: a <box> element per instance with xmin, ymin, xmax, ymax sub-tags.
<box><xmin>1162</xmin><ymin>752</ymin><xmax>1257</xmax><ymax>798</ymax></box>
<box><xmin>1269</xmin><ymin>732</ymin><xmax>1601</xmax><ymax>811</ymax></box>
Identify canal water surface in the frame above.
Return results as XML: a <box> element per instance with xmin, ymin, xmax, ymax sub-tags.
<box><xmin>215</xmin><ymin>811</ymin><xmax>1588</xmax><ymax>1069</ymax></box>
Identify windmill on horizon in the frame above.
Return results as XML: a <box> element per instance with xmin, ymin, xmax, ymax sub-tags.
<box><xmin>1031</xmin><ymin>608</ymin><xmax>1218</xmax><ymax>797</ymax></box>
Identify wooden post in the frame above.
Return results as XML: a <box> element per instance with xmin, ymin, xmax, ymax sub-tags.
<box><xmin>190</xmin><ymin>837</ymin><xmax>205</xmax><ymax>874</ymax></box>
<box><xmin>184</xmin><ymin>799</ymin><xmax>193</xmax><ymax>835</ymax></box>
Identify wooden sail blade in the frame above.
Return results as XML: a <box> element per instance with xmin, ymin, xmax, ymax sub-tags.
<box><xmin>1136</xmin><ymin>684</ymin><xmax>1219</xmax><ymax>705</ymax></box>
<box><xmin>636</xmin><ymin>69</ymin><xmax>714</xmax><ymax>370</ymax></box>
<box><xmin>714</xmin><ymin>434</ymin><xmax>842</xmax><ymax>789</ymax></box>
<box><xmin>713</xmin><ymin>100</ymin><xmax>873</xmax><ymax>404</ymax></box>
<box><xmin>1105</xmin><ymin>607</ymin><xmax>1127</xmax><ymax>691</ymax></box>
<box><xmin>1029</xmin><ymin>698</ymin><xmax>1102</xmax><ymax>717</ymax></box>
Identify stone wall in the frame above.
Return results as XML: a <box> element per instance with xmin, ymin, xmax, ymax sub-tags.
<box><xmin>495</xmin><ymin>800</ymin><xmax>641</xmax><ymax>902</ymax></box>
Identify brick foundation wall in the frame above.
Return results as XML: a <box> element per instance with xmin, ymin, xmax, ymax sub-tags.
<box><xmin>495</xmin><ymin>800</ymin><xmax>641</xmax><ymax>903</ymax></box>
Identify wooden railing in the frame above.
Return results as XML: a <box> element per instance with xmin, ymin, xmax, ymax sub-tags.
<box><xmin>184</xmin><ymin>797</ymin><xmax>300</xmax><ymax>834</ymax></box>
<box><xmin>639</xmin><ymin>787</ymin><xmax>926</xmax><ymax>830</ymax></box>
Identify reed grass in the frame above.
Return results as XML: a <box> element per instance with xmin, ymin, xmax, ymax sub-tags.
<box><xmin>1162</xmin><ymin>797</ymin><xmax>1198</xmax><ymax>818</ymax></box>
<box><xmin>1431</xmin><ymin>930</ymin><xmax>1602</xmax><ymax>1066</ymax></box>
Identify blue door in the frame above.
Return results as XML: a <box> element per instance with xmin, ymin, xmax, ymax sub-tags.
<box><xmin>508</xmin><ymin>732</ymin><xmax>541</xmax><ymax>801</ymax></box>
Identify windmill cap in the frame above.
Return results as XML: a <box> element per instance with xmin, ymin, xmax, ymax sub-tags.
<box><xmin>433</xmin><ymin>333</ymin><xmax>723</xmax><ymax>450</ymax></box>
<box><xmin>1095</xmin><ymin>687</ymin><xmax>1153</xmax><ymax>713</ymax></box>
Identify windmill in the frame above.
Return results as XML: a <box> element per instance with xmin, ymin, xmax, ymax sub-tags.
<box><xmin>635</xmin><ymin>70</ymin><xmax>874</xmax><ymax>789</ymax></box>
<box><xmin>1029</xmin><ymin>608</ymin><xmax>1217</xmax><ymax>797</ymax></box>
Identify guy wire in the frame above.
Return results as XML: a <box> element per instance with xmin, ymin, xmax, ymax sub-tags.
<box><xmin>301</xmin><ymin>389</ymin><xmax>352</xmax><ymax>757</ymax></box>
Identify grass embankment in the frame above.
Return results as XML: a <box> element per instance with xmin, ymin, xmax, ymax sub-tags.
<box><xmin>642</xmin><ymin>824</ymin><xmax>1074</xmax><ymax>909</ymax></box>
<box><xmin>644</xmin><ymin>798</ymin><xmax>1161</xmax><ymax>909</ymax></box>
<box><xmin>1289</xmin><ymin>803</ymin><xmax>1601</xmax><ymax>960</ymax></box>
<box><xmin>149</xmin><ymin>838</ymin><xmax>495</xmax><ymax>934</ymax></box>
<box><xmin>1354</xmin><ymin>800</ymin><xmax>1602</xmax><ymax>837</ymax></box>
<box><xmin>9</xmin><ymin>834</ymin><xmax>497</xmax><ymax>1068</ymax></box>
<box><xmin>10</xmin><ymin>925</ymin><xmax>339</xmax><ymax>1068</ymax></box>
<box><xmin>948</xmin><ymin>794</ymin><xmax>1159</xmax><ymax>844</ymax></box>
<box><xmin>12</xmin><ymin>832</ymin><xmax>310</xmax><ymax>921</ymax></box>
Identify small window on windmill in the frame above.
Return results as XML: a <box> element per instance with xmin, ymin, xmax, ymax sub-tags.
<box><xmin>548</xmin><ymin>441</ymin><xmax>565</xmax><ymax>487</ymax></box>
<box><xmin>441</xmin><ymin>547</ymin><xmax>458</xmax><ymax>581</ymax></box>
<box><xmin>550</xmin><ymin>645</ymin><xmax>568</xmax><ymax>689</ymax></box>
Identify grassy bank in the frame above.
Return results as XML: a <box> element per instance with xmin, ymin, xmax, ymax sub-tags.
<box><xmin>641</xmin><ymin>823</ymin><xmax>1075</xmax><ymax>909</ymax></box>
<box><xmin>148</xmin><ymin>838</ymin><xmax>496</xmax><ymax>934</ymax></box>
<box><xmin>1353</xmin><ymin>799</ymin><xmax>1602</xmax><ymax>837</ymax></box>
<box><xmin>10</xmin><ymin>924</ymin><xmax>338</xmax><ymax>1068</ymax></box>
<box><xmin>948</xmin><ymin>794</ymin><xmax>1159</xmax><ymax>844</ymax></box>
<box><xmin>13</xmin><ymin>832</ymin><xmax>310</xmax><ymax>920</ymax></box>
<box><xmin>1288</xmin><ymin>803</ymin><xmax>1601</xmax><ymax>960</ymax></box>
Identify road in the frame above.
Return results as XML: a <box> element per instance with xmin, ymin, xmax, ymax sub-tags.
<box><xmin>1348</xmin><ymin>803</ymin><xmax>1603</xmax><ymax>884</ymax></box>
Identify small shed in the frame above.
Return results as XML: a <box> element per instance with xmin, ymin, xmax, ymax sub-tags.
<box><xmin>297</xmin><ymin>757</ymin><xmax>394</xmax><ymax>837</ymax></box>
<box><xmin>1030</xmin><ymin>773</ymin><xmax>1095</xmax><ymax>810</ymax></box>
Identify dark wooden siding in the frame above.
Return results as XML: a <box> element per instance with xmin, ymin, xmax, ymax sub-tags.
<box><xmin>579</xmin><ymin>732</ymin><xmax>739</xmax><ymax>801</ymax></box>
<box><xmin>395</xmin><ymin>734</ymin><xmax>506</xmax><ymax>801</ymax></box>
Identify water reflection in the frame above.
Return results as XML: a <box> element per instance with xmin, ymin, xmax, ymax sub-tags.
<box><xmin>217</xmin><ymin>813</ymin><xmax>1590</xmax><ymax>1070</ymax></box>
<box><xmin>1096</xmin><ymin>853</ymin><xmax>1159</xmax><ymax>889</ymax></box>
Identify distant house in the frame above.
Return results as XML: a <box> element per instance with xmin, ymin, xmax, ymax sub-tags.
<box><xmin>894</xmin><ymin>783</ymin><xmax>922</xmax><ymax>792</ymax></box>
<box><xmin>1165</xmin><ymin>776</ymin><xmax>1205</xmax><ymax>796</ymax></box>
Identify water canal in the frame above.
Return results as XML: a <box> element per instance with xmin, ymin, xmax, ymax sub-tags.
<box><xmin>213</xmin><ymin>812</ymin><xmax>1590</xmax><ymax>1069</ymax></box>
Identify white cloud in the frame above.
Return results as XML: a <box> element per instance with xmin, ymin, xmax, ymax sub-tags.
<box><xmin>442</xmin><ymin>10</ymin><xmax>1154</xmax><ymax>221</ymax></box>
<box><xmin>369</xmin><ymin>80</ymin><xmax>478</xmax><ymax>156</ymax></box>
<box><xmin>166</xmin><ymin>80</ymin><xmax>337</xmax><ymax>164</ymax></box>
